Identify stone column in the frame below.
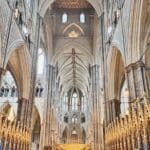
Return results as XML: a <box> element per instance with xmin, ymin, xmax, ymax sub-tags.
<box><xmin>91</xmin><ymin>65</ymin><xmax>104</xmax><ymax>150</ymax></box>
<box><xmin>108</xmin><ymin>99</ymin><xmax>120</xmax><ymax>122</ymax></box>
<box><xmin>41</xmin><ymin>64</ymin><xmax>56</xmax><ymax>148</ymax></box>
<box><xmin>25</xmin><ymin>14</ymin><xmax>41</xmax><ymax>128</ymax></box>
<box><xmin>125</xmin><ymin>61</ymin><xmax>148</xmax><ymax>100</ymax></box>
<box><xmin>0</xmin><ymin>68</ymin><xmax>5</xmax><ymax>82</ymax></box>
<box><xmin>17</xmin><ymin>98</ymin><xmax>29</xmax><ymax>125</ymax></box>
<box><xmin>0</xmin><ymin>68</ymin><xmax>5</xmax><ymax>80</ymax></box>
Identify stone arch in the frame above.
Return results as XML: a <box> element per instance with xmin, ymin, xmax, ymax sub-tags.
<box><xmin>145</xmin><ymin>32</ymin><xmax>150</xmax><ymax>66</ymax></box>
<box><xmin>144</xmin><ymin>30</ymin><xmax>150</xmax><ymax>95</ymax></box>
<box><xmin>5</xmin><ymin>39</ymin><xmax>25</xmax><ymax>67</ymax></box>
<box><xmin>127</xmin><ymin>0</ymin><xmax>150</xmax><ymax>63</ymax></box>
<box><xmin>107</xmin><ymin>46</ymin><xmax>125</xmax><ymax>100</ymax></box>
<box><xmin>0</xmin><ymin>102</ymin><xmax>16</xmax><ymax>121</ymax></box>
<box><xmin>63</xmin><ymin>23</ymin><xmax>84</xmax><ymax>37</ymax></box>
<box><xmin>4</xmin><ymin>43</ymin><xmax>31</xmax><ymax>99</ymax></box>
<box><xmin>39</xmin><ymin>0</ymin><xmax>103</xmax><ymax>18</ymax></box>
<box><xmin>62</xmin><ymin>126</ymin><xmax>68</xmax><ymax>144</ymax></box>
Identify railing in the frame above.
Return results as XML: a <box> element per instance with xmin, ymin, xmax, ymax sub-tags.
<box><xmin>0</xmin><ymin>115</ymin><xmax>31</xmax><ymax>150</ymax></box>
<box><xmin>106</xmin><ymin>97</ymin><xmax>150</xmax><ymax>150</ymax></box>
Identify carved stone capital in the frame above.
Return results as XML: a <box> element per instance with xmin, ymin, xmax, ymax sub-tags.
<box><xmin>109</xmin><ymin>99</ymin><xmax>120</xmax><ymax>104</ymax></box>
<box><xmin>125</xmin><ymin>60</ymin><xmax>145</xmax><ymax>73</ymax></box>
<box><xmin>18</xmin><ymin>97</ymin><xmax>28</xmax><ymax>102</ymax></box>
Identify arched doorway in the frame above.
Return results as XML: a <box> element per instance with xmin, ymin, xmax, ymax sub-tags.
<box><xmin>62</xmin><ymin>127</ymin><xmax>68</xmax><ymax>144</ymax></box>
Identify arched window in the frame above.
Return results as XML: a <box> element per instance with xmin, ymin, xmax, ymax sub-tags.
<box><xmin>80</xmin><ymin>13</ymin><xmax>85</xmax><ymax>23</ymax></box>
<box><xmin>62</xmin><ymin>13</ymin><xmax>68</xmax><ymax>23</ymax></box>
<box><xmin>71</xmin><ymin>93</ymin><xmax>78</xmax><ymax>111</ymax></box>
<box><xmin>72</xmin><ymin>115</ymin><xmax>78</xmax><ymax>124</ymax></box>
<box><xmin>37</xmin><ymin>48</ymin><xmax>45</xmax><ymax>75</ymax></box>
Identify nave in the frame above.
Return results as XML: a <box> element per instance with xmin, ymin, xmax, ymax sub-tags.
<box><xmin>0</xmin><ymin>0</ymin><xmax>150</xmax><ymax>150</ymax></box>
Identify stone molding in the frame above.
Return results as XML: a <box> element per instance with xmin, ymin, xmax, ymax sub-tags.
<box><xmin>125</xmin><ymin>60</ymin><xmax>145</xmax><ymax>73</ymax></box>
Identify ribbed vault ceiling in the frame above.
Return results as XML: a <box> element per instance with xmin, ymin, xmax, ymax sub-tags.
<box><xmin>56</xmin><ymin>48</ymin><xmax>91</xmax><ymax>94</ymax></box>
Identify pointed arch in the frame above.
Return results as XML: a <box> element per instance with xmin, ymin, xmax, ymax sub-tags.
<box><xmin>4</xmin><ymin>42</ymin><xmax>31</xmax><ymax>99</ymax></box>
<box><xmin>39</xmin><ymin>0</ymin><xmax>103</xmax><ymax>18</ymax></box>
<box><xmin>107</xmin><ymin>46</ymin><xmax>125</xmax><ymax>99</ymax></box>
<box><xmin>63</xmin><ymin>23</ymin><xmax>84</xmax><ymax>35</ymax></box>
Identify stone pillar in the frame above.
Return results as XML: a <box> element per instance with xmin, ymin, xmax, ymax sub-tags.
<box><xmin>17</xmin><ymin>98</ymin><xmax>29</xmax><ymax>125</ymax></box>
<box><xmin>25</xmin><ymin>14</ymin><xmax>41</xmax><ymax>128</ymax></box>
<box><xmin>108</xmin><ymin>99</ymin><xmax>120</xmax><ymax>122</ymax></box>
<box><xmin>125</xmin><ymin>61</ymin><xmax>148</xmax><ymax>100</ymax></box>
<box><xmin>41</xmin><ymin>64</ymin><xmax>56</xmax><ymax>148</ymax></box>
<box><xmin>0</xmin><ymin>68</ymin><xmax>5</xmax><ymax>83</ymax></box>
<box><xmin>0</xmin><ymin>68</ymin><xmax>4</xmax><ymax>78</ymax></box>
<box><xmin>91</xmin><ymin>65</ymin><xmax>104</xmax><ymax>150</ymax></box>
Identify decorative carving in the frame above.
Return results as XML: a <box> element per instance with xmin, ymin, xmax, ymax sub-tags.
<box><xmin>53</xmin><ymin>0</ymin><xmax>93</xmax><ymax>9</ymax></box>
<box><xmin>106</xmin><ymin>97</ymin><xmax>150</xmax><ymax>150</ymax></box>
<box><xmin>0</xmin><ymin>114</ymin><xmax>31</xmax><ymax>150</ymax></box>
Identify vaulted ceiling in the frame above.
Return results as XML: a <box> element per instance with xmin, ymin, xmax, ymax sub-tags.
<box><xmin>56</xmin><ymin>47</ymin><xmax>91</xmax><ymax>95</ymax></box>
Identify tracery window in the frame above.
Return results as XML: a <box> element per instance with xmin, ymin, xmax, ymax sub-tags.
<box><xmin>71</xmin><ymin>93</ymin><xmax>78</xmax><ymax>111</ymax></box>
<box><xmin>80</xmin><ymin>13</ymin><xmax>85</xmax><ymax>23</ymax></box>
<box><xmin>62</xmin><ymin>13</ymin><xmax>68</xmax><ymax>23</ymax></box>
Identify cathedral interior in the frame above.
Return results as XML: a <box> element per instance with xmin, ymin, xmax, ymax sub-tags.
<box><xmin>0</xmin><ymin>0</ymin><xmax>150</xmax><ymax>150</ymax></box>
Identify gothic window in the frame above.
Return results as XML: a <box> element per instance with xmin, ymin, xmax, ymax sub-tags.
<box><xmin>62</xmin><ymin>13</ymin><xmax>68</xmax><ymax>23</ymax></box>
<box><xmin>72</xmin><ymin>115</ymin><xmax>78</xmax><ymax>124</ymax></box>
<box><xmin>37</xmin><ymin>48</ymin><xmax>45</xmax><ymax>75</ymax></box>
<box><xmin>71</xmin><ymin>93</ymin><xmax>78</xmax><ymax>111</ymax></box>
<box><xmin>80</xmin><ymin>13</ymin><xmax>85</xmax><ymax>23</ymax></box>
